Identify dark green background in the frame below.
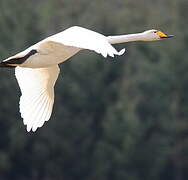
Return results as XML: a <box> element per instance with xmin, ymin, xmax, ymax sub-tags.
<box><xmin>0</xmin><ymin>0</ymin><xmax>187</xmax><ymax>179</ymax></box>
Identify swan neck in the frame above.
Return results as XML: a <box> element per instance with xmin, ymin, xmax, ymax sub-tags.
<box><xmin>107</xmin><ymin>33</ymin><xmax>145</xmax><ymax>44</ymax></box>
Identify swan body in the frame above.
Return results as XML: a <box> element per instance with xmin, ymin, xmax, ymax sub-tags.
<box><xmin>0</xmin><ymin>26</ymin><xmax>173</xmax><ymax>132</ymax></box>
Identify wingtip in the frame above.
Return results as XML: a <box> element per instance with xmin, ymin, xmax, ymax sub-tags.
<box><xmin>32</xmin><ymin>126</ymin><xmax>38</xmax><ymax>132</ymax></box>
<box><xmin>26</xmin><ymin>122</ymin><xmax>38</xmax><ymax>132</ymax></box>
<box><xmin>26</xmin><ymin>125</ymin><xmax>32</xmax><ymax>132</ymax></box>
<box><xmin>0</xmin><ymin>61</ymin><xmax>16</xmax><ymax>68</ymax></box>
<box><xmin>118</xmin><ymin>48</ymin><xmax>126</xmax><ymax>56</ymax></box>
<box><xmin>105</xmin><ymin>48</ymin><xmax>126</xmax><ymax>58</ymax></box>
<box><xmin>26</xmin><ymin>124</ymin><xmax>39</xmax><ymax>132</ymax></box>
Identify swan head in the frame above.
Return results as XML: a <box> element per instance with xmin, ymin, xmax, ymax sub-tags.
<box><xmin>141</xmin><ymin>29</ymin><xmax>174</xmax><ymax>41</ymax></box>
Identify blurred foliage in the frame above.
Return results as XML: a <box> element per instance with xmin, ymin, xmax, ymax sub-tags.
<box><xmin>0</xmin><ymin>0</ymin><xmax>187</xmax><ymax>179</ymax></box>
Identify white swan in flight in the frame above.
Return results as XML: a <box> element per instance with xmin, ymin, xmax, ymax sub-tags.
<box><xmin>0</xmin><ymin>26</ymin><xmax>173</xmax><ymax>132</ymax></box>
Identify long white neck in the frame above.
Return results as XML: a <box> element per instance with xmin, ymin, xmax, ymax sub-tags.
<box><xmin>107</xmin><ymin>33</ymin><xmax>145</xmax><ymax>44</ymax></box>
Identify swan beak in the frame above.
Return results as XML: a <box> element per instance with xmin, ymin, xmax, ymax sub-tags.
<box><xmin>165</xmin><ymin>35</ymin><xmax>174</xmax><ymax>38</ymax></box>
<box><xmin>156</xmin><ymin>31</ymin><xmax>174</xmax><ymax>39</ymax></box>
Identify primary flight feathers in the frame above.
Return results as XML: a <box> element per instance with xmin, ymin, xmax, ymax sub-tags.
<box><xmin>0</xmin><ymin>26</ymin><xmax>173</xmax><ymax>132</ymax></box>
<box><xmin>15</xmin><ymin>66</ymin><xmax>60</xmax><ymax>132</ymax></box>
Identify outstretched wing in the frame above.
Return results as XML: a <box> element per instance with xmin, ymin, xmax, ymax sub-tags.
<box><xmin>15</xmin><ymin>65</ymin><xmax>60</xmax><ymax>132</ymax></box>
<box><xmin>44</xmin><ymin>26</ymin><xmax>125</xmax><ymax>58</ymax></box>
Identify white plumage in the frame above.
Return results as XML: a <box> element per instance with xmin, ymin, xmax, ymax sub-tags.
<box><xmin>15</xmin><ymin>65</ymin><xmax>60</xmax><ymax>132</ymax></box>
<box><xmin>0</xmin><ymin>26</ymin><xmax>173</xmax><ymax>132</ymax></box>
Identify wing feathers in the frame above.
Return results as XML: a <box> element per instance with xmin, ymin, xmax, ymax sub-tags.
<box><xmin>46</xmin><ymin>26</ymin><xmax>125</xmax><ymax>58</ymax></box>
<box><xmin>26</xmin><ymin>92</ymin><xmax>48</xmax><ymax>131</ymax></box>
<box><xmin>15</xmin><ymin>65</ymin><xmax>60</xmax><ymax>132</ymax></box>
<box><xmin>38</xmin><ymin>98</ymin><xmax>52</xmax><ymax>128</ymax></box>
<box><xmin>29</xmin><ymin>93</ymin><xmax>51</xmax><ymax>132</ymax></box>
<box><xmin>32</xmin><ymin>96</ymin><xmax>50</xmax><ymax>131</ymax></box>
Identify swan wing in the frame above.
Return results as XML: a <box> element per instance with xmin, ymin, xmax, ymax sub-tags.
<box><xmin>44</xmin><ymin>26</ymin><xmax>125</xmax><ymax>58</ymax></box>
<box><xmin>15</xmin><ymin>65</ymin><xmax>60</xmax><ymax>132</ymax></box>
